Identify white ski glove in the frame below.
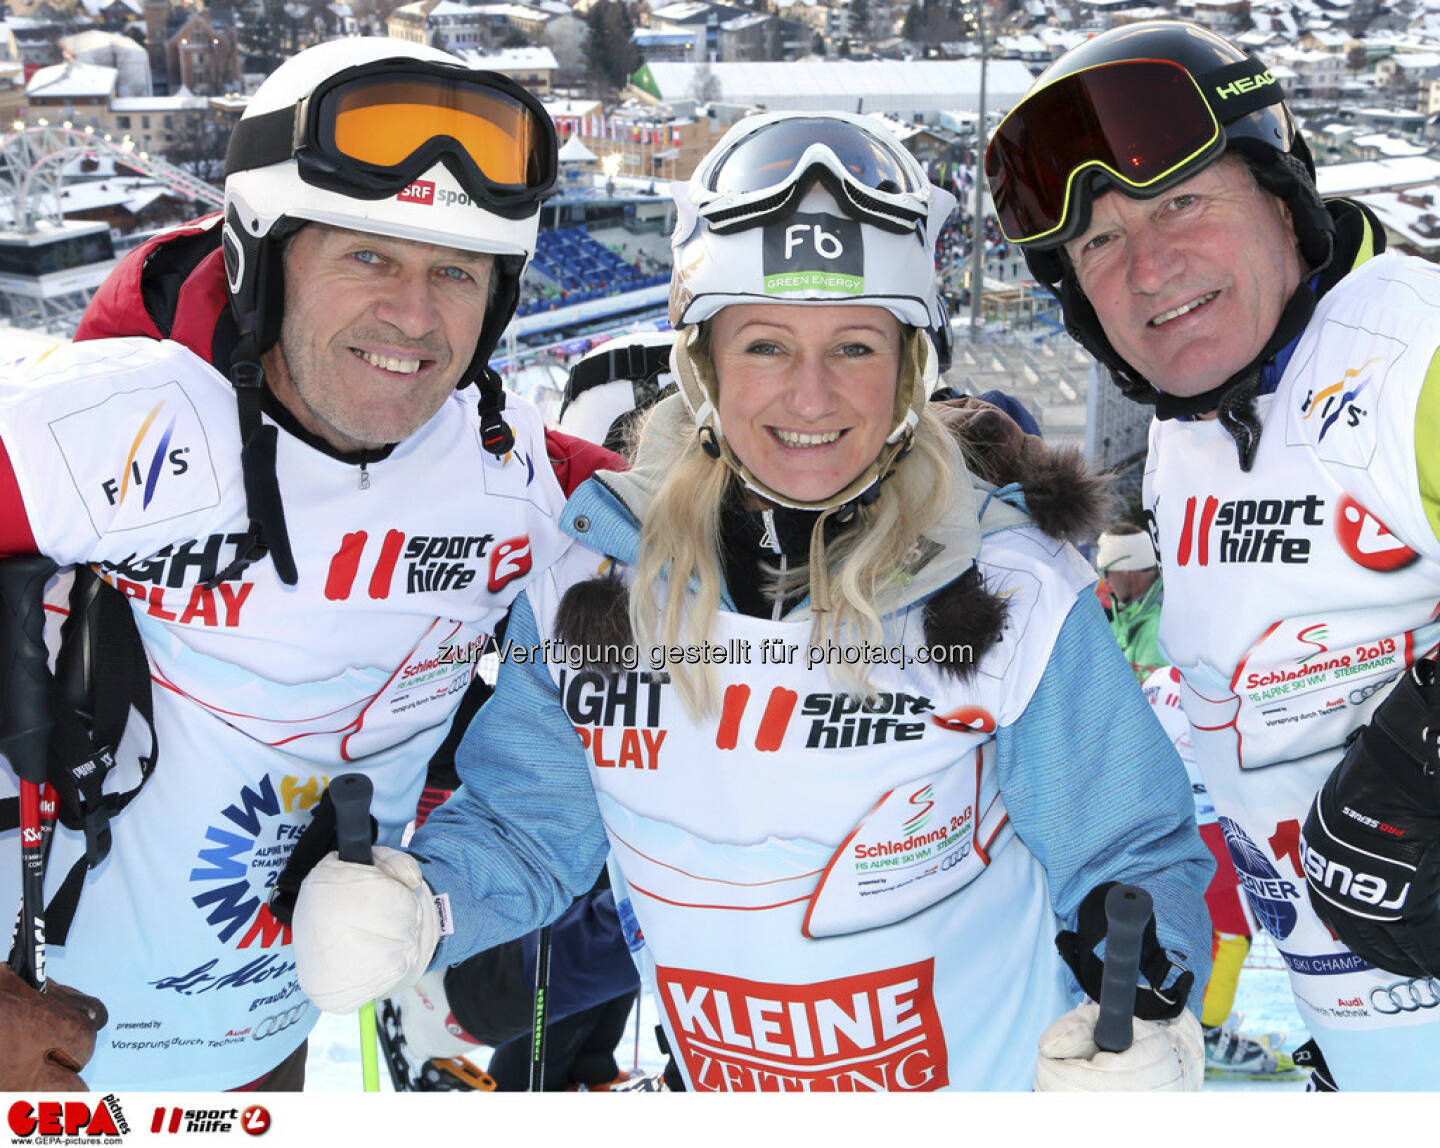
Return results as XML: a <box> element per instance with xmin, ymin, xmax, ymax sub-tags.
<box><xmin>292</xmin><ymin>846</ymin><xmax>442</xmax><ymax>1013</ymax></box>
<box><xmin>1034</xmin><ymin>1002</ymin><xmax>1204</xmax><ymax>1091</ymax></box>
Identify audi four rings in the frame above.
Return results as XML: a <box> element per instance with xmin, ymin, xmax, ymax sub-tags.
<box><xmin>1370</xmin><ymin>977</ymin><xmax>1440</xmax><ymax>1015</ymax></box>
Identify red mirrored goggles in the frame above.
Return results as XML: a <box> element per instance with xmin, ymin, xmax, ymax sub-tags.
<box><xmin>985</xmin><ymin>59</ymin><xmax>1226</xmax><ymax>247</ymax></box>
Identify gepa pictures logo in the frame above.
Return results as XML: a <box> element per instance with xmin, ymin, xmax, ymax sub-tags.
<box><xmin>8</xmin><ymin>1095</ymin><xmax>128</xmax><ymax>1139</ymax></box>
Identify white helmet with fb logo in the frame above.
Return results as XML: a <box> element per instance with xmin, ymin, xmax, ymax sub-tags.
<box><xmin>665</xmin><ymin>111</ymin><xmax>956</xmax><ymax>510</ymax></box>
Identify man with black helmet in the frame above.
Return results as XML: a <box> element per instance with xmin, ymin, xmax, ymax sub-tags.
<box><xmin>0</xmin><ymin>38</ymin><xmax>618</xmax><ymax>1090</ymax></box>
<box><xmin>987</xmin><ymin>19</ymin><xmax>1440</xmax><ymax>1089</ymax></box>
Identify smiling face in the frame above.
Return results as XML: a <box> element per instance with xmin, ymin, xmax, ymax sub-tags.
<box><xmin>1063</xmin><ymin>156</ymin><xmax>1306</xmax><ymax>399</ymax></box>
<box><xmin>710</xmin><ymin>302</ymin><xmax>902</xmax><ymax>504</ymax></box>
<box><xmin>263</xmin><ymin>224</ymin><xmax>494</xmax><ymax>452</ymax></box>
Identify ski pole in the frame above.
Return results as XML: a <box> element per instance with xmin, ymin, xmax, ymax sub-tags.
<box><xmin>529</xmin><ymin>924</ymin><xmax>552</xmax><ymax>1092</ymax></box>
<box><xmin>631</xmin><ymin>984</ymin><xmax>642</xmax><ymax>1074</ymax></box>
<box><xmin>330</xmin><ymin>772</ymin><xmax>380</xmax><ymax>1092</ymax></box>
<box><xmin>0</xmin><ymin>556</ymin><xmax>59</xmax><ymax>990</ymax></box>
<box><xmin>1094</xmin><ymin>883</ymin><xmax>1153</xmax><ymax>1053</ymax></box>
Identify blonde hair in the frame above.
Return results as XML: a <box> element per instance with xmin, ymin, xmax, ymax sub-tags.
<box><xmin>630</xmin><ymin>327</ymin><xmax>958</xmax><ymax>717</ymax></box>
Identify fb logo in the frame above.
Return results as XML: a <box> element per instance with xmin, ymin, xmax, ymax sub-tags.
<box><xmin>762</xmin><ymin>213</ymin><xmax>863</xmax><ymax>294</ymax></box>
<box><xmin>784</xmin><ymin>222</ymin><xmax>844</xmax><ymax>260</ymax></box>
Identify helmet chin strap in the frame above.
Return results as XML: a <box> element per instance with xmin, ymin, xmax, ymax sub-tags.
<box><xmin>671</xmin><ymin>323</ymin><xmax>935</xmax><ymax>513</ymax></box>
<box><xmin>1147</xmin><ymin>279</ymin><xmax>1319</xmax><ymax>471</ymax></box>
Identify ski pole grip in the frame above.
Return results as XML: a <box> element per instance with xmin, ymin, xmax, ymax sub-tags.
<box><xmin>0</xmin><ymin>556</ymin><xmax>58</xmax><ymax>785</ymax></box>
<box><xmin>1094</xmin><ymin>884</ymin><xmax>1153</xmax><ymax>1053</ymax></box>
<box><xmin>330</xmin><ymin>773</ymin><xmax>374</xmax><ymax>866</ymax></box>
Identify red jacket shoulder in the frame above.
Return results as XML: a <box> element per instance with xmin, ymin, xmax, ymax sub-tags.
<box><xmin>544</xmin><ymin>428</ymin><xmax>625</xmax><ymax>496</ymax></box>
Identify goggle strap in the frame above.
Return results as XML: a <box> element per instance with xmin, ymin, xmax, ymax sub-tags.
<box><xmin>225</xmin><ymin>105</ymin><xmax>300</xmax><ymax>178</ymax></box>
<box><xmin>1197</xmin><ymin>59</ymin><xmax>1286</xmax><ymax>123</ymax></box>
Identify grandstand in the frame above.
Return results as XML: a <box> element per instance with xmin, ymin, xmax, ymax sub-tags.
<box><xmin>518</xmin><ymin>224</ymin><xmax>670</xmax><ymax>317</ymax></box>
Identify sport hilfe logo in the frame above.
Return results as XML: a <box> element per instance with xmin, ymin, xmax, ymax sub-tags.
<box><xmin>1174</xmin><ymin>494</ymin><xmax>1323</xmax><ymax>566</ymax></box>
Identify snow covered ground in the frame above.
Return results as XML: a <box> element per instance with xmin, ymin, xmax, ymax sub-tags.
<box><xmin>305</xmin><ymin>933</ymin><xmax>1312</xmax><ymax>1093</ymax></box>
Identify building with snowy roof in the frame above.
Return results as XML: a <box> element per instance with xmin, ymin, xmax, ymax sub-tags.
<box><xmin>60</xmin><ymin>30</ymin><xmax>151</xmax><ymax>97</ymax></box>
<box><xmin>633</xmin><ymin>28</ymin><xmax>699</xmax><ymax>62</ymax></box>
<box><xmin>27</xmin><ymin>61</ymin><xmax>119</xmax><ymax>117</ymax></box>
<box><xmin>1315</xmin><ymin>154</ymin><xmax>1440</xmax><ymax>197</ymax></box>
<box><xmin>454</xmin><ymin>46</ymin><xmax>559</xmax><ymax>95</ymax></box>
<box><xmin>633</xmin><ymin>58</ymin><xmax>1034</xmax><ymax>122</ymax></box>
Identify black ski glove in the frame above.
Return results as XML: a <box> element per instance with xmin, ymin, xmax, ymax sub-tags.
<box><xmin>1302</xmin><ymin>659</ymin><xmax>1440</xmax><ymax>979</ymax></box>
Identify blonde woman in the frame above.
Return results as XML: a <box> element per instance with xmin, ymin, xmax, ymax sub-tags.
<box><xmin>293</xmin><ymin>113</ymin><xmax>1213</xmax><ymax>1091</ymax></box>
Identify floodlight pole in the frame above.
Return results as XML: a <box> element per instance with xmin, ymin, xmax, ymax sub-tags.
<box><xmin>969</xmin><ymin>1</ymin><xmax>988</xmax><ymax>340</ymax></box>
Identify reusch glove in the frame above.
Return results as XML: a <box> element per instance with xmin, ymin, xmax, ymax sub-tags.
<box><xmin>292</xmin><ymin>846</ymin><xmax>443</xmax><ymax>1013</ymax></box>
<box><xmin>1035</xmin><ymin>1003</ymin><xmax>1203</xmax><ymax>1091</ymax></box>
<box><xmin>0</xmin><ymin>965</ymin><xmax>108</xmax><ymax>1090</ymax></box>
<box><xmin>1302</xmin><ymin>658</ymin><xmax>1440</xmax><ymax>979</ymax></box>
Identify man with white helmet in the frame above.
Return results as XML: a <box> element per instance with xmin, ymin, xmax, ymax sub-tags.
<box><xmin>290</xmin><ymin>110</ymin><xmax>1214</xmax><ymax>1091</ymax></box>
<box><xmin>1095</xmin><ymin>523</ymin><xmax>1165</xmax><ymax>681</ymax></box>
<box><xmin>986</xmin><ymin>20</ymin><xmax>1440</xmax><ymax>1088</ymax></box>
<box><xmin>0</xmin><ymin>38</ymin><xmax>619</xmax><ymax>1090</ymax></box>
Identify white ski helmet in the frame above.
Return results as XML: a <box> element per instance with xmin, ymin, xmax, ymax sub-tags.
<box><xmin>211</xmin><ymin>37</ymin><xmax>557</xmax><ymax>587</ymax></box>
<box><xmin>667</xmin><ymin>111</ymin><xmax>956</xmax><ymax>510</ymax></box>
<box><xmin>223</xmin><ymin>37</ymin><xmax>557</xmax><ymax>449</ymax></box>
<box><xmin>557</xmin><ymin>331</ymin><xmax>677</xmax><ymax>454</ymax></box>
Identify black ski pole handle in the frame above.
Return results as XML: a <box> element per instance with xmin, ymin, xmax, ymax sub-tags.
<box><xmin>0</xmin><ymin>556</ymin><xmax>58</xmax><ymax>788</ymax></box>
<box><xmin>330</xmin><ymin>773</ymin><xmax>374</xmax><ymax>866</ymax></box>
<box><xmin>1094</xmin><ymin>883</ymin><xmax>1153</xmax><ymax>1053</ymax></box>
<box><xmin>0</xmin><ymin>555</ymin><xmax>59</xmax><ymax>989</ymax></box>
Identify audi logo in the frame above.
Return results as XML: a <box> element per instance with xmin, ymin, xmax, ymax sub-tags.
<box><xmin>1369</xmin><ymin>977</ymin><xmax>1440</xmax><ymax>1015</ymax></box>
<box><xmin>252</xmin><ymin>1002</ymin><xmax>310</xmax><ymax>1040</ymax></box>
<box><xmin>939</xmin><ymin>843</ymin><xmax>973</xmax><ymax>871</ymax></box>
<box><xmin>1349</xmin><ymin>680</ymin><xmax>1390</xmax><ymax>707</ymax></box>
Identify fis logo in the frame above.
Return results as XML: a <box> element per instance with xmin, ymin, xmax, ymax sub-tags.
<box><xmin>101</xmin><ymin>401</ymin><xmax>191</xmax><ymax>508</ymax></box>
<box><xmin>189</xmin><ymin>773</ymin><xmax>328</xmax><ymax>947</ymax></box>
<box><xmin>1174</xmin><ymin>494</ymin><xmax>1323</xmax><ymax>566</ymax></box>
<box><xmin>1300</xmin><ymin>360</ymin><xmax>1377</xmax><ymax>441</ymax></box>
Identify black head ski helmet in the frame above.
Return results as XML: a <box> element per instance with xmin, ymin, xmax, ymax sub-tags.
<box><xmin>985</xmin><ymin>20</ymin><xmax>1332</xmax><ymax>406</ymax></box>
